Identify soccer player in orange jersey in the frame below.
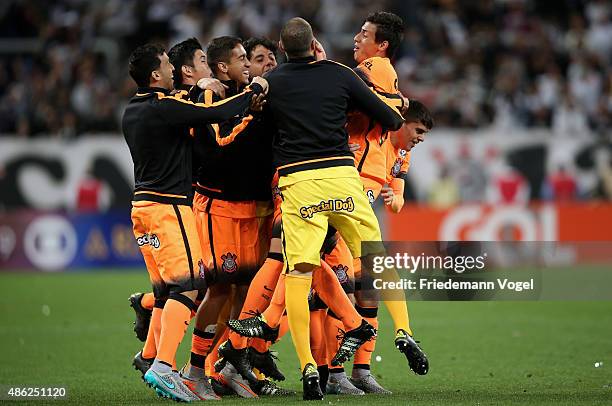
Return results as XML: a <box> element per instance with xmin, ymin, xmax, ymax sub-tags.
<box><xmin>324</xmin><ymin>12</ymin><xmax>433</xmax><ymax>394</ymax></box>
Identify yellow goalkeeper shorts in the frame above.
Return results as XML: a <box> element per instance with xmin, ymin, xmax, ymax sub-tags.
<box><xmin>278</xmin><ymin>166</ymin><xmax>383</xmax><ymax>271</ymax></box>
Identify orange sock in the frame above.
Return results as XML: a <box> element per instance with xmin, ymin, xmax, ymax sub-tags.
<box><xmin>277</xmin><ymin>313</ymin><xmax>289</xmax><ymax>341</ymax></box>
<box><xmin>262</xmin><ymin>274</ymin><xmax>285</xmax><ymax>328</ymax></box>
<box><xmin>153</xmin><ymin>304</ymin><xmax>163</xmax><ymax>349</ymax></box>
<box><xmin>206</xmin><ymin>328</ymin><xmax>229</xmax><ymax>378</ymax></box>
<box><xmin>141</xmin><ymin>292</ymin><xmax>155</xmax><ymax>311</ymax></box>
<box><xmin>250</xmin><ymin>337</ymin><xmax>269</xmax><ymax>353</ymax></box>
<box><xmin>353</xmin><ymin>305</ymin><xmax>378</xmax><ymax>366</ymax></box>
<box><xmin>228</xmin><ymin>330</ymin><xmax>248</xmax><ymax>350</ymax></box>
<box><xmin>142</xmin><ymin>306</ymin><xmax>162</xmax><ymax>359</ymax></box>
<box><xmin>229</xmin><ymin>258</ymin><xmax>283</xmax><ymax>350</ymax></box>
<box><xmin>156</xmin><ymin>298</ymin><xmax>192</xmax><ymax>366</ymax></box>
<box><xmin>310</xmin><ymin>309</ymin><xmax>328</xmax><ymax>366</ymax></box>
<box><xmin>313</xmin><ymin>261</ymin><xmax>360</xmax><ymax>331</ymax></box>
<box><xmin>190</xmin><ymin>328</ymin><xmax>215</xmax><ymax>369</ymax></box>
<box><xmin>325</xmin><ymin>313</ymin><xmax>344</xmax><ymax>369</ymax></box>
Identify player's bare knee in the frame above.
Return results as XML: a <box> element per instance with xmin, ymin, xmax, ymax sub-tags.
<box><xmin>269</xmin><ymin>238</ymin><xmax>282</xmax><ymax>255</ymax></box>
<box><xmin>291</xmin><ymin>262</ymin><xmax>315</xmax><ymax>275</ymax></box>
<box><xmin>179</xmin><ymin>290</ymin><xmax>199</xmax><ymax>301</ymax></box>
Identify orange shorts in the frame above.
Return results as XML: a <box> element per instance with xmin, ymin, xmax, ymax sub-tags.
<box><xmin>131</xmin><ymin>201</ymin><xmax>207</xmax><ymax>298</ymax></box>
<box><xmin>193</xmin><ymin>193</ymin><xmax>273</xmax><ymax>285</ymax></box>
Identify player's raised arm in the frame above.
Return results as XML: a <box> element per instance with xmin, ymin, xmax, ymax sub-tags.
<box><xmin>353</xmin><ymin>66</ymin><xmax>405</xmax><ymax>112</ymax></box>
<box><xmin>158</xmin><ymin>80</ymin><xmax>266</xmax><ymax>127</ymax></box>
<box><xmin>344</xmin><ymin>68</ymin><xmax>404</xmax><ymax>131</ymax></box>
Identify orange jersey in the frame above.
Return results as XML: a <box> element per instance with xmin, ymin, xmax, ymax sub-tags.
<box><xmin>360</xmin><ymin>139</ymin><xmax>410</xmax><ymax>204</ymax></box>
<box><xmin>384</xmin><ymin>139</ymin><xmax>410</xmax><ymax>185</ymax></box>
<box><xmin>347</xmin><ymin>57</ymin><xmax>404</xmax><ymax>187</ymax></box>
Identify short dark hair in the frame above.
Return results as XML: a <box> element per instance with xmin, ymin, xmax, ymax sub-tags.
<box><xmin>168</xmin><ymin>37</ymin><xmax>203</xmax><ymax>87</ymax></box>
<box><xmin>128</xmin><ymin>43</ymin><xmax>165</xmax><ymax>87</ymax></box>
<box><xmin>206</xmin><ymin>36</ymin><xmax>242</xmax><ymax>74</ymax></box>
<box><xmin>243</xmin><ymin>37</ymin><xmax>277</xmax><ymax>60</ymax></box>
<box><xmin>365</xmin><ymin>11</ymin><xmax>404</xmax><ymax>58</ymax></box>
<box><xmin>280</xmin><ymin>17</ymin><xmax>313</xmax><ymax>58</ymax></box>
<box><xmin>405</xmin><ymin>99</ymin><xmax>434</xmax><ymax>129</ymax></box>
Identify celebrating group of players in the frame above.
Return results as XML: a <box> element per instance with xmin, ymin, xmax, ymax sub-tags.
<box><xmin>123</xmin><ymin>10</ymin><xmax>434</xmax><ymax>402</ymax></box>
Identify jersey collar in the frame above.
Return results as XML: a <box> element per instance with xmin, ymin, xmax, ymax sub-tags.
<box><xmin>287</xmin><ymin>55</ymin><xmax>316</xmax><ymax>63</ymax></box>
<box><xmin>136</xmin><ymin>86</ymin><xmax>171</xmax><ymax>95</ymax></box>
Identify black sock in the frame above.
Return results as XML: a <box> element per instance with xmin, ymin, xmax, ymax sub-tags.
<box><xmin>318</xmin><ymin>365</ymin><xmax>329</xmax><ymax>392</ymax></box>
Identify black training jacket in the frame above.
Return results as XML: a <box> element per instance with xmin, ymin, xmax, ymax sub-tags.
<box><xmin>264</xmin><ymin>56</ymin><xmax>404</xmax><ymax>176</ymax></box>
<box><xmin>122</xmin><ymin>84</ymin><xmax>262</xmax><ymax>205</ymax></box>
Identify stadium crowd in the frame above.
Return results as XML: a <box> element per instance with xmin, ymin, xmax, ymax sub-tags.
<box><xmin>0</xmin><ymin>0</ymin><xmax>610</xmax><ymax>137</ymax></box>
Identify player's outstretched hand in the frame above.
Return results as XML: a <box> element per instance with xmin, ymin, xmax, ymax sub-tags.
<box><xmin>400</xmin><ymin>93</ymin><xmax>410</xmax><ymax>115</ymax></box>
<box><xmin>197</xmin><ymin>78</ymin><xmax>229</xmax><ymax>99</ymax></box>
<box><xmin>250</xmin><ymin>93</ymin><xmax>267</xmax><ymax>112</ymax></box>
<box><xmin>251</xmin><ymin>76</ymin><xmax>269</xmax><ymax>94</ymax></box>
<box><xmin>348</xmin><ymin>143</ymin><xmax>361</xmax><ymax>152</ymax></box>
<box><xmin>381</xmin><ymin>185</ymin><xmax>394</xmax><ymax>205</ymax></box>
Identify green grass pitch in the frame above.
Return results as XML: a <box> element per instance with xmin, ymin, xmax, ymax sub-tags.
<box><xmin>0</xmin><ymin>271</ymin><xmax>611</xmax><ymax>405</ymax></box>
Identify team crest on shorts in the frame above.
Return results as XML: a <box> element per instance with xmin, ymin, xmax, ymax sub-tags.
<box><xmin>332</xmin><ymin>264</ymin><xmax>349</xmax><ymax>284</ymax></box>
<box><xmin>198</xmin><ymin>259</ymin><xmax>208</xmax><ymax>279</ymax></box>
<box><xmin>272</xmin><ymin>186</ymin><xmax>282</xmax><ymax>201</ymax></box>
<box><xmin>366</xmin><ymin>190</ymin><xmax>375</xmax><ymax>206</ymax></box>
<box><xmin>221</xmin><ymin>252</ymin><xmax>238</xmax><ymax>273</ymax></box>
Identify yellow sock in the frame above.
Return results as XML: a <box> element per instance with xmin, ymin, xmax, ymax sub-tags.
<box><xmin>384</xmin><ymin>299</ymin><xmax>413</xmax><ymax>336</ymax></box>
<box><xmin>285</xmin><ymin>273</ymin><xmax>316</xmax><ymax>370</ymax></box>
<box><xmin>382</xmin><ymin>267</ymin><xmax>413</xmax><ymax>336</ymax></box>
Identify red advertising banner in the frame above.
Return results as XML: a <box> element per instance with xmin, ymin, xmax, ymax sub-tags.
<box><xmin>385</xmin><ymin>203</ymin><xmax>612</xmax><ymax>242</ymax></box>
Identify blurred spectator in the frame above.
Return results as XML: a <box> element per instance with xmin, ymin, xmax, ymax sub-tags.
<box><xmin>542</xmin><ymin>165</ymin><xmax>578</xmax><ymax>201</ymax></box>
<box><xmin>488</xmin><ymin>163</ymin><xmax>530</xmax><ymax>205</ymax></box>
<box><xmin>595</xmin><ymin>148</ymin><xmax>612</xmax><ymax>200</ymax></box>
<box><xmin>452</xmin><ymin>143</ymin><xmax>488</xmax><ymax>203</ymax></box>
<box><xmin>0</xmin><ymin>0</ymin><xmax>609</xmax><ymax>135</ymax></box>
<box><xmin>428</xmin><ymin>165</ymin><xmax>460</xmax><ymax>209</ymax></box>
<box><xmin>76</xmin><ymin>169</ymin><xmax>110</xmax><ymax>212</ymax></box>
<box><xmin>552</xmin><ymin>85</ymin><xmax>590</xmax><ymax>135</ymax></box>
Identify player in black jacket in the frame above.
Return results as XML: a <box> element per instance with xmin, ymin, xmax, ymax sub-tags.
<box><xmin>264</xmin><ymin>18</ymin><xmax>403</xmax><ymax>400</ymax></box>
